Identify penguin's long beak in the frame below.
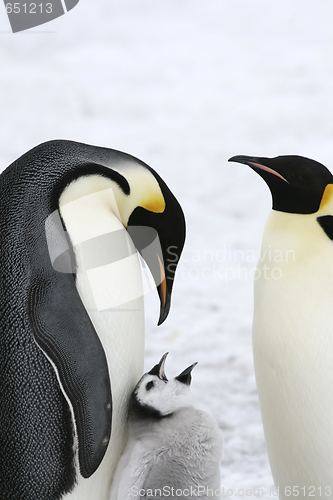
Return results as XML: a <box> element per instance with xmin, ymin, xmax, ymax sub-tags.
<box><xmin>175</xmin><ymin>362</ymin><xmax>198</xmax><ymax>386</ymax></box>
<box><xmin>228</xmin><ymin>155</ymin><xmax>289</xmax><ymax>183</ymax></box>
<box><xmin>156</xmin><ymin>256</ymin><xmax>169</xmax><ymax>325</ymax></box>
<box><xmin>148</xmin><ymin>352</ymin><xmax>169</xmax><ymax>382</ymax></box>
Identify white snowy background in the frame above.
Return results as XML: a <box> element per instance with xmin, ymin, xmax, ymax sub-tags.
<box><xmin>1</xmin><ymin>1</ymin><xmax>333</xmax><ymax>497</ymax></box>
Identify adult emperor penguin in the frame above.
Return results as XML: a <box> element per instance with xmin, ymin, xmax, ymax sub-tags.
<box><xmin>229</xmin><ymin>155</ymin><xmax>333</xmax><ymax>499</ymax></box>
<box><xmin>109</xmin><ymin>353</ymin><xmax>223</xmax><ymax>500</ymax></box>
<box><xmin>0</xmin><ymin>140</ymin><xmax>185</xmax><ymax>500</ymax></box>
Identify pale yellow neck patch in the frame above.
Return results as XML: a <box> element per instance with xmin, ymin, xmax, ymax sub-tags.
<box><xmin>110</xmin><ymin>163</ymin><xmax>166</xmax><ymax>224</ymax></box>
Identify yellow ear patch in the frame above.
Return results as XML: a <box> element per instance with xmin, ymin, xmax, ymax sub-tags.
<box><xmin>319</xmin><ymin>184</ymin><xmax>333</xmax><ymax>211</ymax></box>
<box><xmin>142</xmin><ymin>196</ymin><xmax>166</xmax><ymax>214</ymax></box>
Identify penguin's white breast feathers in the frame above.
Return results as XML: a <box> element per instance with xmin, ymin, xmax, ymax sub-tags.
<box><xmin>58</xmin><ymin>176</ymin><xmax>145</xmax><ymax>499</ymax></box>
<box><xmin>253</xmin><ymin>209</ymin><xmax>333</xmax><ymax>489</ymax></box>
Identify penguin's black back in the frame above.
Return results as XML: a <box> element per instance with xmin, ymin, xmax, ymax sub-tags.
<box><xmin>0</xmin><ymin>146</ymin><xmax>75</xmax><ymax>499</ymax></box>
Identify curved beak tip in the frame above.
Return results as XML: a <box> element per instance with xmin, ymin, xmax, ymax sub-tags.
<box><xmin>187</xmin><ymin>362</ymin><xmax>198</xmax><ymax>373</ymax></box>
<box><xmin>175</xmin><ymin>362</ymin><xmax>198</xmax><ymax>385</ymax></box>
<box><xmin>158</xmin><ymin>352</ymin><xmax>169</xmax><ymax>381</ymax></box>
<box><xmin>157</xmin><ymin>311</ymin><xmax>167</xmax><ymax>326</ymax></box>
<box><xmin>157</xmin><ymin>296</ymin><xmax>171</xmax><ymax>326</ymax></box>
<box><xmin>148</xmin><ymin>352</ymin><xmax>169</xmax><ymax>379</ymax></box>
<box><xmin>228</xmin><ymin>155</ymin><xmax>254</xmax><ymax>165</ymax></box>
<box><xmin>157</xmin><ymin>313</ymin><xmax>165</xmax><ymax>326</ymax></box>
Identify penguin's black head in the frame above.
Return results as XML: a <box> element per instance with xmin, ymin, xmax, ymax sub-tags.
<box><xmin>229</xmin><ymin>155</ymin><xmax>333</xmax><ymax>214</ymax></box>
<box><xmin>127</xmin><ymin>169</ymin><xmax>186</xmax><ymax>325</ymax></box>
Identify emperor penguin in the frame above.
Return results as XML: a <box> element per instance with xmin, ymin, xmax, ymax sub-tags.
<box><xmin>0</xmin><ymin>140</ymin><xmax>185</xmax><ymax>500</ymax></box>
<box><xmin>109</xmin><ymin>353</ymin><xmax>223</xmax><ymax>500</ymax></box>
<box><xmin>229</xmin><ymin>155</ymin><xmax>333</xmax><ymax>499</ymax></box>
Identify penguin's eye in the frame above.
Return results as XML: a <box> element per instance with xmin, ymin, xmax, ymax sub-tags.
<box><xmin>146</xmin><ymin>381</ymin><xmax>155</xmax><ymax>391</ymax></box>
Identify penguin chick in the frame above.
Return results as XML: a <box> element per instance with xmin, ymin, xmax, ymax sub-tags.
<box><xmin>109</xmin><ymin>353</ymin><xmax>223</xmax><ymax>500</ymax></box>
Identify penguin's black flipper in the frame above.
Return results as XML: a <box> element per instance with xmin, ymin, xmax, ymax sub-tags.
<box><xmin>28</xmin><ymin>273</ymin><xmax>112</xmax><ymax>479</ymax></box>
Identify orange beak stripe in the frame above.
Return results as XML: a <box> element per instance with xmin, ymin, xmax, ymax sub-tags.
<box><xmin>158</xmin><ymin>255</ymin><xmax>167</xmax><ymax>308</ymax></box>
<box><xmin>248</xmin><ymin>162</ymin><xmax>289</xmax><ymax>183</ymax></box>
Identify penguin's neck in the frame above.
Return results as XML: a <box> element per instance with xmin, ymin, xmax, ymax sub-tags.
<box><xmin>58</xmin><ymin>176</ymin><xmax>145</xmax><ymax>500</ymax></box>
<box><xmin>262</xmin><ymin>193</ymin><xmax>333</xmax><ymax>260</ymax></box>
<box><xmin>261</xmin><ymin>210</ymin><xmax>328</xmax><ymax>263</ymax></box>
<box><xmin>256</xmin><ymin>208</ymin><xmax>333</xmax><ymax>356</ymax></box>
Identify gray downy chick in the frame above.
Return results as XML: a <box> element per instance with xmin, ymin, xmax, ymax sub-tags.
<box><xmin>109</xmin><ymin>353</ymin><xmax>223</xmax><ymax>500</ymax></box>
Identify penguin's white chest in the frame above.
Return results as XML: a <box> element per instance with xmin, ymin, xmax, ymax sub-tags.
<box><xmin>254</xmin><ymin>211</ymin><xmax>333</xmax><ymax>497</ymax></box>
<box><xmin>59</xmin><ymin>186</ymin><xmax>145</xmax><ymax>499</ymax></box>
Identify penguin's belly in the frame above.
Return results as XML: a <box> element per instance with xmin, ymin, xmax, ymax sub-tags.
<box><xmin>253</xmin><ymin>258</ymin><xmax>333</xmax><ymax>498</ymax></box>
<box><xmin>59</xmin><ymin>195</ymin><xmax>145</xmax><ymax>500</ymax></box>
<box><xmin>68</xmin><ymin>257</ymin><xmax>144</xmax><ymax>499</ymax></box>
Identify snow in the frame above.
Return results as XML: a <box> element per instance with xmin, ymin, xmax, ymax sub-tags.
<box><xmin>1</xmin><ymin>0</ymin><xmax>333</xmax><ymax>497</ymax></box>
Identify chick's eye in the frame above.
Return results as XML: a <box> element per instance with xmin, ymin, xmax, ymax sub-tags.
<box><xmin>146</xmin><ymin>381</ymin><xmax>155</xmax><ymax>391</ymax></box>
